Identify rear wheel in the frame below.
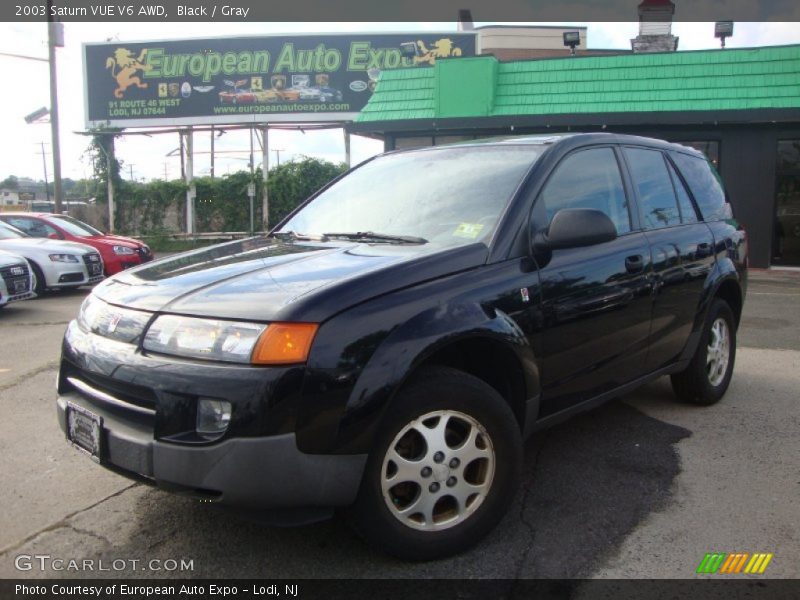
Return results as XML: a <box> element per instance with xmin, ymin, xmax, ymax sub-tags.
<box><xmin>671</xmin><ymin>298</ymin><xmax>736</xmax><ymax>405</ymax></box>
<box><xmin>350</xmin><ymin>366</ymin><xmax>522</xmax><ymax>560</ymax></box>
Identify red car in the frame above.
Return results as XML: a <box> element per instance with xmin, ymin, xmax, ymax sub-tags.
<box><xmin>0</xmin><ymin>213</ymin><xmax>153</xmax><ymax>276</ymax></box>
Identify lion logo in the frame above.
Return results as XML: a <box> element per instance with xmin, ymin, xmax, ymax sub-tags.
<box><xmin>414</xmin><ymin>38</ymin><xmax>463</xmax><ymax>66</ymax></box>
<box><xmin>105</xmin><ymin>48</ymin><xmax>152</xmax><ymax>98</ymax></box>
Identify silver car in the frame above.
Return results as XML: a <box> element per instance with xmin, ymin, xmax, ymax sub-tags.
<box><xmin>0</xmin><ymin>249</ymin><xmax>35</xmax><ymax>308</ymax></box>
<box><xmin>0</xmin><ymin>221</ymin><xmax>104</xmax><ymax>294</ymax></box>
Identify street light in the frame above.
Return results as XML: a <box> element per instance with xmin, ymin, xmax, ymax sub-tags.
<box><xmin>46</xmin><ymin>8</ymin><xmax>64</xmax><ymax>214</ymax></box>
<box><xmin>563</xmin><ymin>31</ymin><xmax>581</xmax><ymax>56</ymax></box>
<box><xmin>715</xmin><ymin>21</ymin><xmax>734</xmax><ymax>49</ymax></box>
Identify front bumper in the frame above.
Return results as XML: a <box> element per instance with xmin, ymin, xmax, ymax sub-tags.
<box><xmin>44</xmin><ymin>262</ymin><xmax>103</xmax><ymax>288</ymax></box>
<box><xmin>56</xmin><ymin>393</ymin><xmax>365</xmax><ymax>508</ymax></box>
<box><xmin>58</xmin><ymin>321</ymin><xmax>366</xmax><ymax>509</ymax></box>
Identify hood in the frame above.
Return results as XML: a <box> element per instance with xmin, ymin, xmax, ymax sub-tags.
<box><xmin>0</xmin><ymin>249</ymin><xmax>27</xmax><ymax>267</ymax></box>
<box><xmin>93</xmin><ymin>236</ymin><xmax>487</xmax><ymax>322</ymax></box>
<box><xmin>88</xmin><ymin>235</ymin><xmax>143</xmax><ymax>248</ymax></box>
<box><xmin>0</xmin><ymin>238</ymin><xmax>97</xmax><ymax>255</ymax></box>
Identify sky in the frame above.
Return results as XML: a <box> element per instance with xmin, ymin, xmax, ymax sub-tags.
<box><xmin>0</xmin><ymin>20</ymin><xmax>798</xmax><ymax>185</ymax></box>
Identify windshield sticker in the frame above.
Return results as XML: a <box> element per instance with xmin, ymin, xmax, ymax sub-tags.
<box><xmin>453</xmin><ymin>223</ymin><xmax>484</xmax><ymax>239</ymax></box>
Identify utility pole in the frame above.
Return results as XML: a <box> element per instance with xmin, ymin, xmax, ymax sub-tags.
<box><xmin>106</xmin><ymin>137</ymin><xmax>115</xmax><ymax>233</ymax></box>
<box><xmin>248</xmin><ymin>127</ymin><xmax>255</xmax><ymax>235</ymax></box>
<box><xmin>39</xmin><ymin>143</ymin><xmax>51</xmax><ymax>203</ymax></box>
<box><xmin>46</xmin><ymin>1</ymin><xmax>63</xmax><ymax>214</ymax></box>
<box><xmin>261</xmin><ymin>126</ymin><xmax>269</xmax><ymax>231</ymax></box>
<box><xmin>185</xmin><ymin>127</ymin><xmax>195</xmax><ymax>235</ymax></box>
<box><xmin>210</xmin><ymin>126</ymin><xmax>215</xmax><ymax>179</ymax></box>
<box><xmin>128</xmin><ymin>164</ymin><xmax>135</xmax><ymax>181</ymax></box>
<box><xmin>343</xmin><ymin>129</ymin><xmax>351</xmax><ymax>168</ymax></box>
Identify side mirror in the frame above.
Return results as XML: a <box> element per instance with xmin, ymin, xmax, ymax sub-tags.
<box><xmin>48</xmin><ymin>233</ymin><xmax>60</xmax><ymax>240</ymax></box>
<box><xmin>534</xmin><ymin>208</ymin><xmax>617</xmax><ymax>251</ymax></box>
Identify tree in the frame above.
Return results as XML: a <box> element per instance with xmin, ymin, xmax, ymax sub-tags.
<box><xmin>266</xmin><ymin>156</ymin><xmax>347</xmax><ymax>226</ymax></box>
<box><xmin>0</xmin><ymin>175</ymin><xmax>18</xmax><ymax>190</ymax></box>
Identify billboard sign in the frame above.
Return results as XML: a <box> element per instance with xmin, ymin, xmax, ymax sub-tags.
<box><xmin>83</xmin><ymin>33</ymin><xmax>476</xmax><ymax>128</ymax></box>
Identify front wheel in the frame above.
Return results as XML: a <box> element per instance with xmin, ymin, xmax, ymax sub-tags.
<box><xmin>29</xmin><ymin>262</ymin><xmax>45</xmax><ymax>296</ymax></box>
<box><xmin>350</xmin><ymin>366</ymin><xmax>522</xmax><ymax>560</ymax></box>
<box><xmin>671</xmin><ymin>298</ymin><xmax>737</xmax><ymax>405</ymax></box>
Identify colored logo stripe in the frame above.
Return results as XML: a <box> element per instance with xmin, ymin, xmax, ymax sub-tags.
<box><xmin>697</xmin><ymin>553</ymin><xmax>727</xmax><ymax>574</ymax></box>
<box><xmin>719</xmin><ymin>553</ymin><xmax>749</xmax><ymax>573</ymax></box>
<box><xmin>744</xmin><ymin>553</ymin><xmax>774</xmax><ymax>574</ymax></box>
<box><xmin>697</xmin><ymin>552</ymin><xmax>774</xmax><ymax>574</ymax></box>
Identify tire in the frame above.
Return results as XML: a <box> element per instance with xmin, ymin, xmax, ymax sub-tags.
<box><xmin>29</xmin><ymin>262</ymin><xmax>46</xmax><ymax>296</ymax></box>
<box><xmin>350</xmin><ymin>366</ymin><xmax>522</xmax><ymax>561</ymax></box>
<box><xmin>671</xmin><ymin>298</ymin><xmax>737</xmax><ymax>406</ymax></box>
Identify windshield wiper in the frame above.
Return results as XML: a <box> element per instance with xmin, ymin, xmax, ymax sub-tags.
<box><xmin>322</xmin><ymin>231</ymin><xmax>428</xmax><ymax>245</ymax></box>
<box><xmin>270</xmin><ymin>231</ymin><xmax>329</xmax><ymax>242</ymax></box>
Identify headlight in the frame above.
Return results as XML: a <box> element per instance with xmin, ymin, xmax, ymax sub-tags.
<box><xmin>49</xmin><ymin>253</ymin><xmax>79</xmax><ymax>263</ymax></box>
<box><xmin>113</xmin><ymin>245</ymin><xmax>135</xmax><ymax>255</ymax></box>
<box><xmin>144</xmin><ymin>315</ymin><xmax>267</xmax><ymax>363</ymax></box>
<box><xmin>143</xmin><ymin>315</ymin><xmax>318</xmax><ymax>365</ymax></box>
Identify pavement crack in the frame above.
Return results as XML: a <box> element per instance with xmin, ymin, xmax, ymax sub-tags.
<box><xmin>0</xmin><ymin>483</ymin><xmax>139</xmax><ymax>555</ymax></box>
<box><xmin>67</xmin><ymin>524</ymin><xmax>113</xmax><ymax>548</ymax></box>
<box><xmin>0</xmin><ymin>361</ymin><xmax>59</xmax><ymax>392</ymax></box>
<box><xmin>4</xmin><ymin>321</ymin><xmax>71</xmax><ymax>327</ymax></box>
<box><xmin>511</xmin><ymin>431</ymin><xmax>550</xmax><ymax>583</ymax></box>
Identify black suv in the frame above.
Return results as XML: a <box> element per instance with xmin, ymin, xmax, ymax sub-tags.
<box><xmin>58</xmin><ymin>134</ymin><xmax>747</xmax><ymax>559</ymax></box>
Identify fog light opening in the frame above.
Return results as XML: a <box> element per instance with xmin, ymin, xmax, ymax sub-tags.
<box><xmin>196</xmin><ymin>398</ymin><xmax>231</xmax><ymax>439</ymax></box>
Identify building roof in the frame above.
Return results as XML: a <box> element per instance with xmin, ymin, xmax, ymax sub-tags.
<box><xmin>355</xmin><ymin>44</ymin><xmax>800</xmax><ymax>126</ymax></box>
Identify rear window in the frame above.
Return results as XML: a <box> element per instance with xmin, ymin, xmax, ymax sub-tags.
<box><xmin>670</xmin><ymin>152</ymin><xmax>729</xmax><ymax>221</ymax></box>
<box><xmin>623</xmin><ymin>147</ymin><xmax>681</xmax><ymax>229</ymax></box>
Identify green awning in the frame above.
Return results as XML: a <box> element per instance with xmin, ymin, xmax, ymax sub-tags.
<box><xmin>356</xmin><ymin>44</ymin><xmax>800</xmax><ymax>124</ymax></box>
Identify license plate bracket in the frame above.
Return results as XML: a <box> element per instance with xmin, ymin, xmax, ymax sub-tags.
<box><xmin>66</xmin><ymin>402</ymin><xmax>103</xmax><ymax>462</ymax></box>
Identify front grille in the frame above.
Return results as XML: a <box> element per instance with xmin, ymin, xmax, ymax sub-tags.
<box><xmin>1</xmin><ymin>263</ymin><xmax>31</xmax><ymax>295</ymax></box>
<box><xmin>65</xmin><ymin>365</ymin><xmax>158</xmax><ymax>411</ymax></box>
<box><xmin>137</xmin><ymin>247</ymin><xmax>153</xmax><ymax>262</ymax></box>
<box><xmin>82</xmin><ymin>253</ymin><xmax>103</xmax><ymax>276</ymax></box>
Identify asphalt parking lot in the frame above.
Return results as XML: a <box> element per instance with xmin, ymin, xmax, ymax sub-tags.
<box><xmin>0</xmin><ymin>270</ymin><xmax>798</xmax><ymax>579</ymax></box>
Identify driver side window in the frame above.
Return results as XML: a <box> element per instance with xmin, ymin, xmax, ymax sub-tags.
<box><xmin>539</xmin><ymin>147</ymin><xmax>631</xmax><ymax>235</ymax></box>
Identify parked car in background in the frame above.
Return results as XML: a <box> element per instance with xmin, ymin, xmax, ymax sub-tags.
<box><xmin>0</xmin><ymin>213</ymin><xmax>152</xmax><ymax>276</ymax></box>
<box><xmin>297</xmin><ymin>87</ymin><xmax>322</xmax><ymax>101</ymax></box>
<box><xmin>218</xmin><ymin>90</ymin><xmax>257</xmax><ymax>104</ymax></box>
<box><xmin>0</xmin><ymin>249</ymin><xmax>35</xmax><ymax>309</ymax></box>
<box><xmin>57</xmin><ymin>134</ymin><xmax>746</xmax><ymax>560</ymax></box>
<box><xmin>0</xmin><ymin>221</ymin><xmax>103</xmax><ymax>294</ymax></box>
<box><xmin>318</xmin><ymin>86</ymin><xmax>343</xmax><ymax>102</ymax></box>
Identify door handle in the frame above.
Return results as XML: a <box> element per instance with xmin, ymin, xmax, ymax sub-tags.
<box><xmin>625</xmin><ymin>254</ymin><xmax>644</xmax><ymax>274</ymax></box>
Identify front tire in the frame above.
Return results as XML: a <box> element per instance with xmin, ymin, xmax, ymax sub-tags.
<box><xmin>671</xmin><ymin>298</ymin><xmax>737</xmax><ymax>405</ymax></box>
<box><xmin>29</xmin><ymin>262</ymin><xmax>46</xmax><ymax>296</ymax></box>
<box><xmin>350</xmin><ymin>366</ymin><xmax>522</xmax><ymax>560</ymax></box>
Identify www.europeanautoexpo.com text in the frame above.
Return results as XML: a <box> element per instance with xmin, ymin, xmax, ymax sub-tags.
<box><xmin>15</xmin><ymin>583</ymin><xmax>300</xmax><ymax>597</ymax></box>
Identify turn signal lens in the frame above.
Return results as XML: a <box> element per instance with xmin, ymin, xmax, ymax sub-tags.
<box><xmin>251</xmin><ymin>323</ymin><xmax>319</xmax><ymax>365</ymax></box>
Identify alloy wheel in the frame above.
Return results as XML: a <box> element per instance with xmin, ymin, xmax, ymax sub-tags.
<box><xmin>380</xmin><ymin>410</ymin><xmax>495</xmax><ymax>532</ymax></box>
<box><xmin>706</xmin><ymin>317</ymin><xmax>730</xmax><ymax>386</ymax></box>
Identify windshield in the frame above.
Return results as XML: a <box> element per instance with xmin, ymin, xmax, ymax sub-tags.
<box><xmin>51</xmin><ymin>215</ymin><xmax>103</xmax><ymax>236</ymax></box>
<box><xmin>0</xmin><ymin>221</ymin><xmax>27</xmax><ymax>240</ymax></box>
<box><xmin>278</xmin><ymin>145</ymin><xmax>542</xmax><ymax>246</ymax></box>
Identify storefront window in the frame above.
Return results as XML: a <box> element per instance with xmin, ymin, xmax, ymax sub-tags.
<box><xmin>774</xmin><ymin>141</ymin><xmax>800</xmax><ymax>266</ymax></box>
<box><xmin>675</xmin><ymin>141</ymin><xmax>720</xmax><ymax>168</ymax></box>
